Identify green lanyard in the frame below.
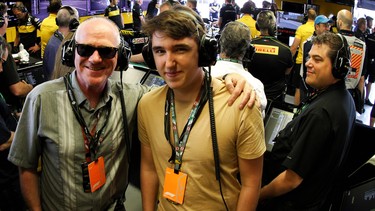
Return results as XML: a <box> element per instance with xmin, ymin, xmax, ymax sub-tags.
<box><xmin>164</xmin><ymin>73</ymin><xmax>209</xmax><ymax>174</ymax></box>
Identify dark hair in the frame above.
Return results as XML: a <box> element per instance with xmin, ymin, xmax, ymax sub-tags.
<box><xmin>312</xmin><ymin>32</ymin><xmax>345</xmax><ymax>65</ymax></box>
<box><xmin>12</xmin><ymin>2</ymin><xmax>27</xmax><ymax>13</ymax></box>
<box><xmin>143</xmin><ymin>6</ymin><xmax>205</xmax><ymax>45</ymax></box>
<box><xmin>0</xmin><ymin>2</ymin><xmax>7</xmax><ymax>16</ymax></box>
<box><xmin>47</xmin><ymin>0</ymin><xmax>62</xmax><ymax>13</ymax></box>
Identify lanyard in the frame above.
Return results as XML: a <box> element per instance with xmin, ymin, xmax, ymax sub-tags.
<box><xmin>64</xmin><ymin>74</ymin><xmax>112</xmax><ymax>162</ymax></box>
<box><xmin>164</xmin><ymin>72</ymin><xmax>209</xmax><ymax>173</ymax></box>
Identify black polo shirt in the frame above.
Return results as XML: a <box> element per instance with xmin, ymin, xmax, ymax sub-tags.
<box><xmin>249</xmin><ymin>36</ymin><xmax>293</xmax><ymax>100</ymax></box>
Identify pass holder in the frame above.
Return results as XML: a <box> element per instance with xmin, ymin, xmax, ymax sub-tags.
<box><xmin>81</xmin><ymin>156</ymin><xmax>106</xmax><ymax>193</ymax></box>
<box><xmin>163</xmin><ymin>167</ymin><xmax>187</xmax><ymax>205</ymax></box>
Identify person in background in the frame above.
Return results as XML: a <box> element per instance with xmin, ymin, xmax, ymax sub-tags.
<box><xmin>0</xmin><ymin>3</ymin><xmax>33</xmax><ymax>113</ymax></box>
<box><xmin>212</xmin><ymin>21</ymin><xmax>266</xmax><ymax>111</ymax></box>
<box><xmin>249</xmin><ymin>10</ymin><xmax>293</xmax><ymax>102</ymax></box>
<box><xmin>0</xmin><ymin>35</ymin><xmax>27</xmax><ymax>211</ymax></box>
<box><xmin>44</xmin><ymin>5</ymin><xmax>79</xmax><ymax>80</ymax></box>
<box><xmin>364</xmin><ymin>16</ymin><xmax>375</xmax><ymax>106</ymax></box>
<box><xmin>290</xmin><ymin>8</ymin><xmax>316</xmax><ymax>106</ymax></box>
<box><xmin>232</xmin><ymin>0</ymin><xmax>241</xmax><ymax>19</ymax></box>
<box><xmin>132</xmin><ymin>0</ymin><xmax>144</xmax><ymax>31</ymax></box>
<box><xmin>145</xmin><ymin>0</ymin><xmax>159</xmax><ymax>20</ymax></box>
<box><xmin>218</xmin><ymin>0</ymin><xmax>237</xmax><ymax>32</ymax></box>
<box><xmin>105</xmin><ymin>0</ymin><xmax>124</xmax><ymax>29</ymax></box>
<box><xmin>209</xmin><ymin>0</ymin><xmax>220</xmax><ymax>21</ymax></box>
<box><xmin>40</xmin><ymin>0</ymin><xmax>61</xmax><ymax>58</ymax></box>
<box><xmin>12</xmin><ymin>1</ymin><xmax>41</xmax><ymax>58</ymax></box>
<box><xmin>187</xmin><ymin>0</ymin><xmax>200</xmax><ymax>16</ymax></box>
<box><xmin>299</xmin><ymin>15</ymin><xmax>332</xmax><ymax>103</ymax></box>
<box><xmin>354</xmin><ymin>17</ymin><xmax>367</xmax><ymax>42</ymax></box>
<box><xmin>139</xmin><ymin>8</ymin><xmax>265</xmax><ymax>210</ymax></box>
<box><xmin>366</xmin><ymin>16</ymin><xmax>373</xmax><ymax>34</ymax></box>
<box><xmin>259</xmin><ymin>32</ymin><xmax>356</xmax><ymax>210</ymax></box>
<box><xmin>237</xmin><ymin>0</ymin><xmax>260</xmax><ymax>39</ymax></box>
<box><xmin>337</xmin><ymin>9</ymin><xmax>367</xmax><ymax>114</ymax></box>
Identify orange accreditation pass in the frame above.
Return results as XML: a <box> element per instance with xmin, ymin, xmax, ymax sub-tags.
<box><xmin>88</xmin><ymin>156</ymin><xmax>106</xmax><ymax>192</ymax></box>
<box><xmin>163</xmin><ymin>167</ymin><xmax>188</xmax><ymax>205</ymax></box>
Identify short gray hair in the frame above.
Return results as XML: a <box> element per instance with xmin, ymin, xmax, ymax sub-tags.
<box><xmin>219</xmin><ymin>21</ymin><xmax>250</xmax><ymax>60</ymax></box>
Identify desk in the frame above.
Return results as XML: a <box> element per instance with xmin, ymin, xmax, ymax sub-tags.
<box><xmin>16</xmin><ymin>56</ymin><xmax>46</xmax><ymax>86</ymax></box>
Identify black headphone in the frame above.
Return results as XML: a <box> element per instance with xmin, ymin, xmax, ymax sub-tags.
<box><xmin>332</xmin><ymin>34</ymin><xmax>351</xmax><ymax>79</ymax></box>
<box><xmin>62</xmin><ymin>35</ymin><xmax>131</xmax><ymax>71</ymax></box>
<box><xmin>255</xmin><ymin>10</ymin><xmax>276</xmax><ymax>37</ymax></box>
<box><xmin>141</xmin><ymin>10</ymin><xmax>218</xmax><ymax>69</ymax></box>
<box><xmin>55</xmin><ymin>6</ymin><xmax>80</xmax><ymax>31</ymax></box>
<box><xmin>12</xmin><ymin>2</ymin><xmax>28</xmax><ymax>13</ymax></box>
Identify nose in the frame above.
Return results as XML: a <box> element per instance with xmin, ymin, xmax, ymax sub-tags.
<box><xmin>165</xmin><ymin>52</ymin><xmax>176</xmax><ymax>68</ymax></box>
<box><xmin>88</xmin><ymin>50</ymin><xmax>103</xmax><ymax>63</ymax></box>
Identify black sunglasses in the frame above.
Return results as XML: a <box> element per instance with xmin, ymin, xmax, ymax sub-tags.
<box><xmin>75</xmin><ymin>43</ymin><xmax>119</xmax><ymax>59</ymax></box>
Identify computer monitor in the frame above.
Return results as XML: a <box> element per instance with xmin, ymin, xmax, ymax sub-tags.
<box><xmin>18</xmin><ymin>65</ymin><xmax>46</xmax><ymax>87</ymax></box>
<box><xmin>264</xmin><ymin>102</ymin><xmax>295</xmax><ymax>151</ymax></box>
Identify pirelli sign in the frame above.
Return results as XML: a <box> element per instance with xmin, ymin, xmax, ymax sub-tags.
<box><xmin>253</xmin><ymin>44</ymin><xmax>279</xmax><ymax>55</ymax></box>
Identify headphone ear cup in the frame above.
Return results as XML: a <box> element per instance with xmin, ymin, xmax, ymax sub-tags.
<box><xmin>116</xmin><ymin>37</ymin><xmax>131</xmax><ymax>71</ymax></box>
<box><xmin>69</xmin><ymin>19</ymin><xmax>80</xmax><ymax>31</ymax></box>
<box><xmin>198</xmin><ymin>36</ymin><xmax>218</xmax><ymax>67</ymax></box>
<box><xmin>255</xmin><ymin>22</ymin><xmax>260</xmax><ymax>31</ymax></box>
<box><xmin>61</xmin><ymin>39</ymin><xmax>75</xmax><ymax>67</ymax></box>
<box><xmin>142</xmin><ymin>41</ymin><xmax>156</xmax><ymax>69</ymax></box>
<box><xmin>332</xmin><ymin>34</ymin><xmax>351</xmax><ymax>79</ymax></box>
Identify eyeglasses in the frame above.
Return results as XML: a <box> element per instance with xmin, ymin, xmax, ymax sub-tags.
<box><xmin>75</xmin><ymin>43</ymin><xmax>119</xmax><ymax>59</ymax></box>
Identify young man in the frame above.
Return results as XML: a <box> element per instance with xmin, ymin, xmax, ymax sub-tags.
<box><xmin>259</xmin><ymin>32</ymin><xmax>356</xmax><ymax>210</ymax></box>
<box><xmin>8</xmin><ymin>16</ymin><xmax>259</xmax><ymax>211</ymax></box>
<box><xmin>105</xmin><ymin>0</ymin><xmax>124</xmax><ymax>29</ymax></box>
<box><xmin>138</xmin><ymin>8</ymin><xmax>265</xmax><ymax>210</ymax></box>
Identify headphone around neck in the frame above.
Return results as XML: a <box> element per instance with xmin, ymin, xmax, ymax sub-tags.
<box><xmin>332</xmin><ymin>33</ymin><xmax>351</xmax><ymax>79</ymax></box>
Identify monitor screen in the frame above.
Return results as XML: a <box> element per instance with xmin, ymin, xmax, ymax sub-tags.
<box><xmin>264</xmin><ymin>107</ymin><xmax>294</xmax><ymax>151</ymax></box>
<box><xmin>141</xmin><ymin>71</ymin><xmax>165</xmax><ymax>87</ymax></box>
<box><xmin>18</xmin><ymin>65</ymin><xmax>46</xmax><ymax>87</ymax></box>
<box><xmin>277</xmin><ymin>11</ymin><xmax>304</xmax><ymax>30</ymax></box>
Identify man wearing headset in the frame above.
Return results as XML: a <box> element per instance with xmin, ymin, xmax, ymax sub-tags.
<box><xmin>138</xmin><ymin>6</ymin><xmax>265</xmax><ymax>210</ymax></box>
<box><xmin>8</xmin><ymin>16</ymin><xmax>260</xmax><ymax>210</ymax></box>
<box><xmin>259</xmin><ymin>32</ymin><xmax>356</xmax><ymax>210</ymax></box>
<box><xmin>248</xmin><ymin>10</ymin><xmax>293</xmax><ymax>102</ymax></box>
<box><xmin>43</xmin><ymin>5</ymin><xmax>79</xmax><ymax>80</ymax></box>
<box><xmin>12</xmin><ymin>2</ymin><xmax>41</xmax><ymax>58</ymax></box>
